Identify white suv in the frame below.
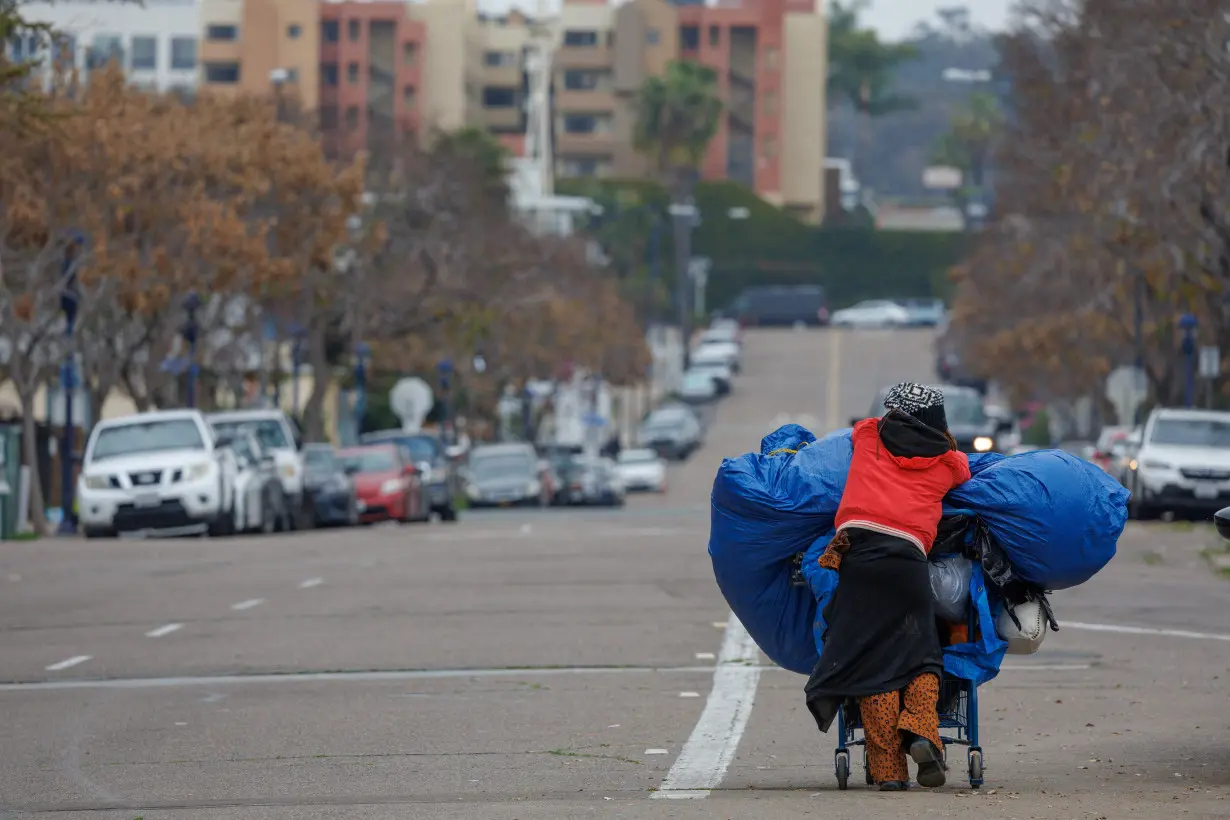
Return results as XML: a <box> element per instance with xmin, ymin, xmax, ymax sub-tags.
<box><xmin>78</xmin><ymin>410</ymin><xmax>240</xmax><ymax>538</ymax></box>
<box><xmin>206</xmin><ymin>410</ymin><xmax>309</xmax><ymax>528</ymax></box>
<box><xmin>1127</xmin><ymin>408</ymin><xmax>1230</xmax><ymax>519</ymax></box>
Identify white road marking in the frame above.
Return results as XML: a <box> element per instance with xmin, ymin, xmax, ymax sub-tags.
<box><xmin>711</xmin><ymin>621</ymin><xmax>728</xmax><ymax>629</ymax></box>
<box><xmin>231</xmin><ymin>598</ymin><xmax>265</xmax><ymax>611</ymax></box>
<box><xmin>695</xmin><ymin>652</ymin><xmax>716</xmax><ymax>661</ymax></box>
<box><xmin>652</xmin><ymin>614</ymin><xmax>761</xmax><ymax>800</ymax></box>
<box><xmin>298</xmin><ymin>578</ymin><xmax>323</xmax><ymax>589</ymax></box>
<box><xmin>1066</xmin><ymin>621</ymin><xmax>1230</xmax><ymax>642</ymax></box>
<box><xmin>145</xmin><ymin>623</ymin><xmax>183</xmax><ymax>638</ymax></box>
<box><xmin>645</xmin><ymin>748</ymin><xmax>669</xmax><ymax>755</ymax></box>
<box><xmin>679</xmin><ymin>691</ymin><xmax>701</xmax><ymax>698</ymax></box>
<box><xmin>45</xmin><ymin>655</ymin><xmax>92</xmax><ymax>672</ymax></box>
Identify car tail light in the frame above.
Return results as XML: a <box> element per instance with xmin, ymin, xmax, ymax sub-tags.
<box><xmin>818</xmin><ymin>307</ymin><xmax>829</xmax><ymax>322</ymax></box>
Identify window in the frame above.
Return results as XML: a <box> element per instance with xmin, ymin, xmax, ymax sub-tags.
<box><xmin>53</xmin><ymin>34</ymin><xmax>76</xmax><ymax>72</ymax></box>
<box><xmin>348</xmin><ymin>20</ymin><xmax>360</xmax><ymax>41</ymax></box>
<box><xmin>402</xmin><ymin>42</ymin><xmax>418</xmax><ymax>66</ymax></box>
<box><xmin>210</xmin><ymin>420</ymin><xmax>291</xmax><ymax>451</ymax></box>
<box><xmin>321</xmin><ymin>20</ymin><xmax>339</xmax><ymax>43</ymax></box>
<box><xmin>646</xmin><ymin>28</ymin><xmax>660</xmax><ymax>45</ymax></box>
<box><xmin>90</xmin><ymin>419</ymin><xmax>205</xmax><ymax>462</ymax></box>
<box><xmin>680</xmin><ymin>26</ymin><xmax>699</xmax><ymax>49</ymax></box>
<box><xmin>87</xmin><ymin>34</ymin><xmax>123</xmax><ymax>69</ymax></box>
<box><xmin>709</xmin><ymin>25</ymin><xmax>720</xmax><ymax>46</ymax></box>
<box><xmin>563</xmin><ymin>30</ymin><xmax>598</xmax><ymax>47</ymax></box>
<box><xmin>484</xmin><ymin>50</ymin><xmax>514</xmax><ymax>67</ymax></box>
<box><xmin>345</xmin><ymin>106</ymin><xmax>359</xmax><ymax>128</ymax></box>
<box><xmin>204</xmin><ymin>61</ymin><xmax>240</xmax><ymax>83</ymax></box>
<box><xmin>482</xmin><ymin>87</ymin><xmax>516</xmax><ymax>107</ymax></box>
<box><xmin>563</xmin><ymin>70</ymin><xmax>604</xmax><ymax>91</ymax></box>
<box><xmin>321</xmin><ymin>62</ymin><xmax>338</xmax><ymax>85</ymax></box>
<box><xmin>319</xmin><ymin>105</ymin><xmax>338</xmax><ymax>129</ymax></box>
<box><xmin>206</xmin><ymin>24</ymin><xmax>238</xmax><ymax>41</ymax></box>
<box><xmin>347</xmin><ymin>62</ymin><xmax>359</xmax><ymax>83</ymax></box>
<box><xmin>403</xmin><ymin>85</ymin><xmax>416</xmax><ymax>105</ymax></box>
<box><xmin>287</xmin><ymin>23</ymin><xmax>302</xmax><ymax>39</ymax></box>
<box><xmin>563</xmin><ymin>114</ymin><xmax>598</xmax><ymax>134</ymax></box>
<box><xmin>130</xmin><ymin>35</ymin><xmax>156</xmax><ymax>70</ymax></box>
<box><xmin>559</xmin><ymin>155</ymin><xmax>607</xmax><ymax>177</ymax></box>
<box><xmin>170</xmin><ymin>37</ymin><xmax>196</xmax><ymax>70</ymax></box>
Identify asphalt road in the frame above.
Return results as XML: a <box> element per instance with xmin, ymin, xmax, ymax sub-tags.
<box><xmin>1</xmin><ymin>327</ymin><xmax>1228</xmax><ymax>819</ymax></box>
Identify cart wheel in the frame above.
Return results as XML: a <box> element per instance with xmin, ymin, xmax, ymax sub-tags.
<box><xmin>835</xmin><ymin>751</ymin><xmax>850</xmax><ymax>790</ymax></box>
<box><xmin>864</xmin><ymin>747</ymin><xmax>874</xmax><ymax>785</ymax></box>
<box><xmin>968</xmin><ymin>748</ymin><xmax>984</xmax><ymax>788</ymax></box>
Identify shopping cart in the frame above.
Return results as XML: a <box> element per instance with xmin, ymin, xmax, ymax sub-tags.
<box><xmin>833</xmin><ymin>672</ymin><xmax>982</xmax><ymax>789</ymax></box>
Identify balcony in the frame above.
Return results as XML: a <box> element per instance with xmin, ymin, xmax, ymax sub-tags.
<box><xmin>482</xmin><ymin>106</ymin><xmax>522</xmax><ymax>131</ymax></box>
<box><xmin>481</xmin><ymin>65</ymin><xmax>521</xmax><ymax>88</ymax></box>
<box><xmin>555</xmin><ymin>44</ymin><xmax>614</xmax><ymax>70</ymax></box>
<box><xmin>554</xmin><ymin>88</ymin><xmax>616</xmax><ymax>113</ymax></box>
<box><xmin>557</xmin><ymin>130</ymin><xmax>617</xmax><ymax>155</ymax></box>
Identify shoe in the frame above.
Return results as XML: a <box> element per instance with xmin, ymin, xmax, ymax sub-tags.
<box><xmin>909</xmin><ymin>738</ymin><xmax>947</xmax><ymax>788</ymax></box>
<box><xmin>878</xmin><ymin>780</ymin><xmax>910</xmax><ymax>791</ymax></box>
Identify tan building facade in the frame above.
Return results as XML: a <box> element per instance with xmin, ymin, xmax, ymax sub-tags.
<box><xmin>198</xmin><ymin>0</ymin><xmax>321</xmax><ymax>110</ymax></box>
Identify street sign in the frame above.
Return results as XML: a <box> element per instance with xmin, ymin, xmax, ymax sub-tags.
<box><xmin>1105</xmin><ymin>365</ymin><xmax>1148</xmax><ymax>426</ymax></box>
<box><xmin>1200</xmin><ymin>346</ymin><xmax>1220</xmax><ymax>378</ymax></box>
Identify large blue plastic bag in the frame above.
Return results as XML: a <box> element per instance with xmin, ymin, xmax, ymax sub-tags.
<box><xmin>708</xmin><ymin>426</ymin><xmax>847</xmax><ymax>674</ymax></box>
<box><xmin>947</xmin><ymin>449</ymin><xmax>1128</xmax><ymax>589</ymax></box>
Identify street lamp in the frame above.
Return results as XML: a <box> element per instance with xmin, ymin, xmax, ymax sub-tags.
<box><xmin>181</xmin><ymin>291</ymin><xmax>202</xmax><ymax>408</ymax></box>
<box><xmin>291</xmin><ymin>328</ymin><xmax>307</xmax><ymax>417</ymax></box>
<box><xmin>57</xmin><ymin>235</ymin><xmax>82</xmax><ymax>535</ymax></box>
<box><xmin>353</xmin><ymin>342</ymin><xmax>371</xmax><ymax>436</ymax></box>
<box><xmin>1180</xmin><ymin>313</ymin><xmax>1198</xmax><ymax>408</ymax></box>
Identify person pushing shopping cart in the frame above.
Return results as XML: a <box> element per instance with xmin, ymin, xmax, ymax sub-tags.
<box><xmin>804</xmin><ymin>382</ymin><xmax>971</xmax><ymax>791</ymax></box>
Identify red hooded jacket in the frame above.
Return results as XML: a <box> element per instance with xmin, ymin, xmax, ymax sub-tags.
<box><xmin>835</xmin><ymin>416</ymin><xmax>971</xmax><ymax>554</ymax></box>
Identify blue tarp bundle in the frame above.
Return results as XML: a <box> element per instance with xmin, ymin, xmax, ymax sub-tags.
<box><xmin>708</xmin><ymin>425</ymin><xmax>1128</xmax><ymax>677</ymax></box>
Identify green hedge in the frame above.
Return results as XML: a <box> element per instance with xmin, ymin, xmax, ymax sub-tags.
<box><xmin>555</xmin><ymin>178</ymin><xmax>967</xmax><ymax>310</ymax></box>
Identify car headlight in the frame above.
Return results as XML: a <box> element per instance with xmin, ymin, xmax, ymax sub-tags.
<box><xmin>1140</xmin><ymin>460</ymin><xmax>1171</xmax><ymax>471</ymax></box>
<box><xmin>1129</xmin><ymin>459</ymin><xmax>1138</xmax><ymax>471</ymax></box>
<box><xmin>82</xmin><ymin>474</ymin><xmax>111</xmax><ymax>490</ymax></box>
<box><xmin>380</xmin><ymin>478</ymin><xmax>404</xmax><ymax>495</ymax></box>
<box><xmin>184</xmin><ymin>462</ymin><xmax>212</xmax><ymax>481</ymax></box>
<box><xmin>973</xmin><ymin>436</ymin><xmax>994</xmax><ymax>452</ymax></box>
<box><xmin>526</xmin><ymin>480</ymin><xmax>541</xmax><ymax>495</ymax></box>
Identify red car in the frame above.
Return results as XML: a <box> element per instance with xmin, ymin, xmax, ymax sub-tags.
<box><xmin>338</xmin><ymin>444</ymin><xmax>429</xmax><ymax>524</ymax></box>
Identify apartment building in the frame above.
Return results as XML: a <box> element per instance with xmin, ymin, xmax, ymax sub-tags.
<box><xmin>471</xmin><ymin>12</ymin><xmax>536</xmax><ymax>155</ymax></box>
<box><xmin>552</xmin><ymin>0</ymin><xmax>828</xmax><ymax>221</ymax></box>
<box><xmin>198</xmin><ymin>0</ymin><xmax>320</xmax><ymax>108</ymax></box>
<box><xmin>17</xmin><ymin>0</ymin><xmax>201</xmax><ymax>94</ymax></box>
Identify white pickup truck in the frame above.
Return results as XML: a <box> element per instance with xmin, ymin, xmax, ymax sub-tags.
<box><xmin>207</xmin><ymin>410</ymin><xmax>311</xmax><ymax>529</ymax></box>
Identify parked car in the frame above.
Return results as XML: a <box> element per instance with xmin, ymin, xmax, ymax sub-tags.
<box><xmin>1091</xmin><ymin>426</ymin><xmax>1132</xmax><ymax>474</ymax></box>
<box><xmin>638</xmin><ymin>406</ymin><xmax>703</xmax><ymax>460</ymax></box>
<box><xmin>543</xmin><ymin>448</ymin><xmax>582</xmax><ymax>505</ymax></box>
<box><xmin>207</xmin><ymin>410</ymin><xmax>311</xmax><ymax>529</ymax></box>
<box><xmin>77</xmin><ymin>409</ymin><xmax>241</xmax><ymax>538</ymax></box>
<box><xmin>1125</xmin><ymin>408</ymin><xmax>1230</xmax><ymax>520</ymax></box>
<box><xmin>703</xmin><ymin>318</ymin><xmax>743</xmax><ymax>346</ymax></box>
<box><xmin>301</xmin><ymin>444</ymin><xmax>358</xmax><ymax>527</ymax></box>
<box><xmin>229</xmin><ymin>430</ymin><xmax>290</xmax><ymax>533</ymax></box>
<box><xmin>1109</xmin><ymin>429</ymin><xmax>1141</xmax><ymax>486</ymax></box>
<box><xmin>360</xmin><ymin>429</ymin><xmax>460</xmax><ymax>522</ymax></box>
<box><xmin>858</xmin><ymin>384</ymin><xmax>1013</xmax><ymax>454</ymax></box>
<box><xmin>462</xmin><ymin>443</ymin><xmax>549</xmax><ymax>507</ymax></box>
<box><xmin>561</xmin><ymin>456</ymin><xmax>626</xmax><ymax>506</ymax></box>
<box><xmin>338</xmin><ymin>444</ymin><xmax>429</xmax><ymax>524</ymax></box>
<box><xmin>657</xmin><ymin>399</ymin><xmax>709</xmax><ymax>436</ymax></box>
<box><xmin>680</xmin><ymin>370</ymin><xmax>721</xmax><ymax>404</ymax></box>
<box><xmin>692</xmin><ymin>339</ymin><xmax>742</xmax><ymax>373</ymax></box>
<box><xmin>727</xmin><ymin>285</ymin><xmax>829</xmax><ymax>327</ymax></box>
<box><xmin>615</xmin><ymin>448</ymin><xmax>668</xmax><ymax>493</ymax></box>
<box><xmin>830</xmin><ymin>299</ymin><xmax>912</xmax><ymax>329</ymax></box>
<box><xmin>690</xmin><ymin>360</ymin><xmax>733</xmax><ymax>395</ymax></box>
<box><xmin>897</xmin><ymin>297</ymin><xmax>946</xmax><ymax>327</ymax></box>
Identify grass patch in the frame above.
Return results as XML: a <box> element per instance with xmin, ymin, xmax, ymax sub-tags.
<box><xmin>1164</xmin><ymin>519</ymin><xmax>1196</xmax><ymax>532</ymax></box>
<box><xmin>1141</xmin><ymin>550</ymin><xmax>1165</xmax><ymax>566</ymax></box>
<box><xmin>1200</xmin><ymin>541</ymin><xmax>1230</xmax><ymax>579</ymax></box>
<box><xmin>11</xmin><ymin>531</ymin><xmax>40</xmax><ymax>541</ymax></box>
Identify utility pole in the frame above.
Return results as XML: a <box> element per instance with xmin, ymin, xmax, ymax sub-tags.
<box><xmin>670</xmin><ymin>171</ymin><xmax>699</xmax><ymax>371</ymax></box>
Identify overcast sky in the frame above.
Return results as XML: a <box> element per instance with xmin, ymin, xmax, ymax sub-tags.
<box><xmin>480</xmin><ymin>0</ymin><xmax>1014</xmax><ymax>41</ymax></box>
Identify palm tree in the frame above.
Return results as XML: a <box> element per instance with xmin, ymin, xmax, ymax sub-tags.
<box><xmin>827</xmin><ymin>0</ymin><xmax>919</xmax><ymax>192</ymax></box>
<box><xmin>632</xmin><ymin>60</ymin><xmax>723</xmax><ymax>193</ymax></box>
<box><xmin>933</xmin><ymin>91</ymin><xmax>1003</xmax><ymax>191</ymax></box>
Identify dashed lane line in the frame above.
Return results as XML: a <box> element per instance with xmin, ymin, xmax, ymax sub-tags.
<box><xmin>1066</xmin><ymin>621</ymin><xmax>1230</xmax><ymax>642</ymax></box>
<box><xmin>231</xmin><ymin>599</ymin><xmax>265</xmax><ymax>611</ymax></box>
<box><xmin>144</xmin><ymin>623</ymin><xmax>183</xmax><ymax>638</ymax></box>
<box><xmin>45</xmin><ymin>655</ymin><xmax>92</xmax><ymax>672</ymax></box>
<box><xmin>298</xmin><ymin>578</ymin><xmax>323</xmax><ymax>589</ymax></box>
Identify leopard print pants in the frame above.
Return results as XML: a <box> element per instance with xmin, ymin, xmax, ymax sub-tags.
<box><xmin>858</xmin><ymin>673</ymin><xmax>943</xmax><ymax>784</ymax></box>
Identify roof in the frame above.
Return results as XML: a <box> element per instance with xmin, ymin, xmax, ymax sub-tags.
<box><xmin>1152</xmin><ymin>408</ymin><xmax>1230</xmax><ymax>420</ymax></box>
<box><xmin>207</xmin><ymin>409</ymin><xmax>289</xmax><ymax>422</ymax></box>
<box><xmin>96</xmin><ymin>409</ymin><xmax>204</xmax><ymax>428</ymax></box>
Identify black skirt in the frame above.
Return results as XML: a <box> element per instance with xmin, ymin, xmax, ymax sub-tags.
<box><xmin>804</xmin><ymin>529</ymin><xmax>944</xmax><ymax>733</ymax></box>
